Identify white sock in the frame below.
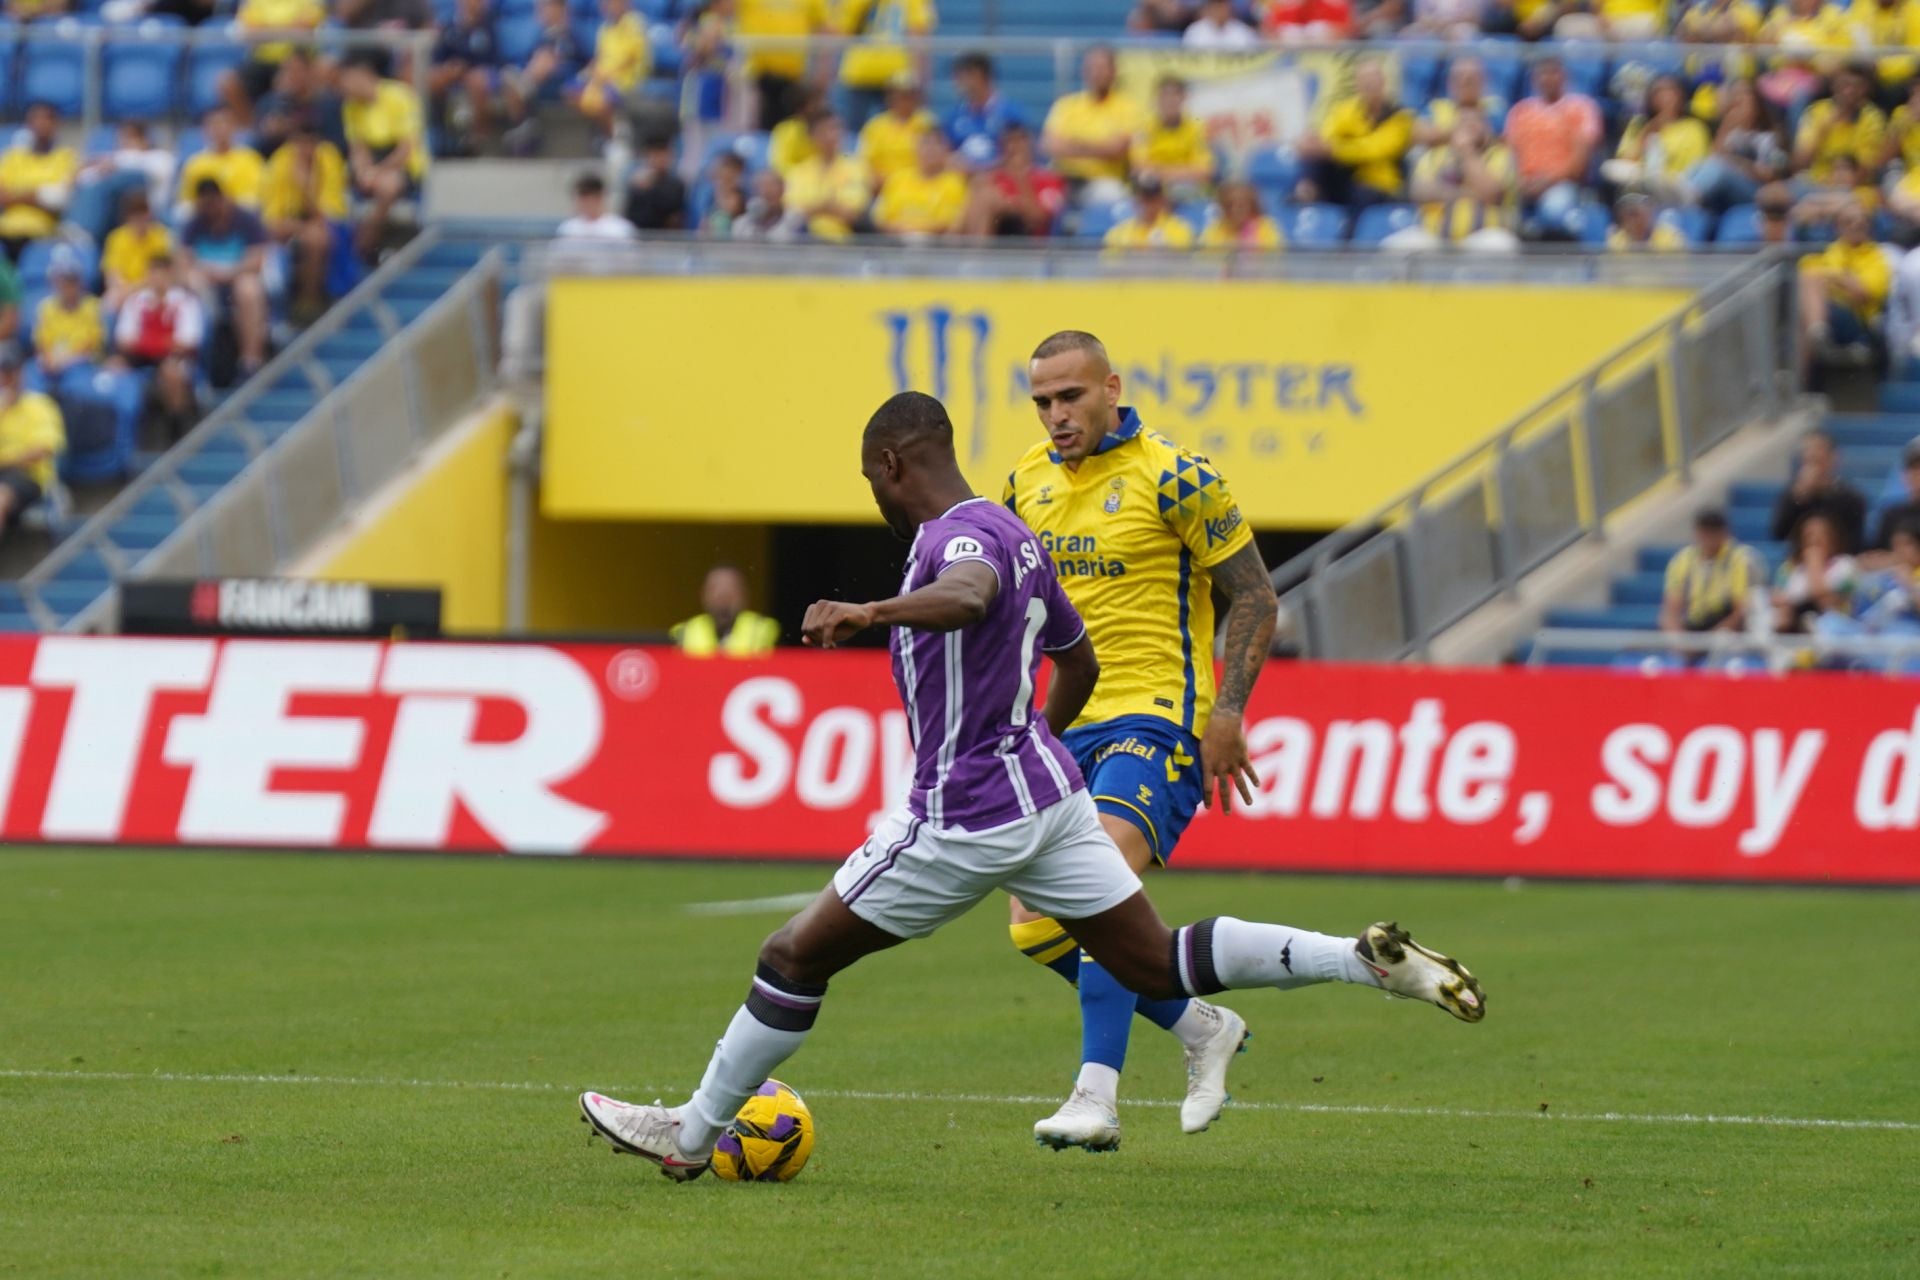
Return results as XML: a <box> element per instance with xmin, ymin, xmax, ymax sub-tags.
<box><xmin>1178</xmin><ymin>917</ymin><xmax>1380</xmax><ymax>994</ymax></box>
<box><xmin>1074</xmin><ymin>1062</ymin><xmax>1120</xmax><ymax>1107</ymax></box>
<box><xmin>1169</xmin><ymin>1000</ymin><xmax>1224</xmax><ymax>1050</ymax></box>
<box><xmin>680</xmin><ymin>965</ymin><xmax>826</xmax><ymax>1155</ymax></box>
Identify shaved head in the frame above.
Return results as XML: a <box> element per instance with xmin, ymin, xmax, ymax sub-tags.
<box><xmin>862</xmin><ymin>391</ymin><xmax>967</xmax><ymax>539</ymax></box>
<box><xmin>864</xmin><ymin>390</ymin><xmax>955</xmax><ymax>457</ymax></box>
<box><xmin>1031</xmin><ymin>330</ymin><xmax>1112</xmax><ymax>375</ymax></box>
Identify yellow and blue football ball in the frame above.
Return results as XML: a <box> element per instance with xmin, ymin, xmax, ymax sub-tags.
<box><xmin>710</xmin><ymin>1079</ymin><xmax>815</xmax><ymax>1182</ymax></box>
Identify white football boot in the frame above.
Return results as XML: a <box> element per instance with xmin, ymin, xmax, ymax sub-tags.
<box><xmin>578</xmin><ymin>1092</ymin><xmax>711</xmax><ymax>1182</ymax></box>
<box><xmin>1356</xmin><ymin>921</ymin><xmax>1486</xmax><ymax>1023</ymax></box>
<box><xmin>1032</xmin><ymin>1086</ymin><xmax>1122</xmax><ymax>1152</ymax></box>
<box><xmin>1179</xmin><ymin>1001</ymin><xmax>1250</xmax><ymax>1134</ymax></box>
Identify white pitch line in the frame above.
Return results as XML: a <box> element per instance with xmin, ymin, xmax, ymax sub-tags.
<box><xmin>1</xmin><ymin>1068</ymin><xmax>1914</xmax><ymax>1134</ymax></box>
<box><xmin>681</xmin><ymin>892</ymin><xmax>821</xmax><ymax>917</ymax></box>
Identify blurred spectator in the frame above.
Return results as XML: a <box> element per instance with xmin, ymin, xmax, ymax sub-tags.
<box><xmin>1885</xmin><ymin>239</ymin><xmax>1920</xmax><ymax>363</ymax></box>
<box><xmin>1792</xmin><ymin>66</ymin><xmax>1884</xmax><ymax>190</ymax></box>
<box><xmin>177</xmin><ymin>107</ymin><xmax>266</xmax><ymax>217</ymax></box>
<box><xmin>180</xmin><ymin>178</ymin><xmax>270</xmax><ymax>379</ymax></box>
<box><xmin>1850</xmin><ymin>0</ymin><xmax>1920</xmax><ymax>99</ymax></box>
<box><xmin>945</xmin><ymin>52</ymin><xmax>1028</xmax><ymax>172</ymax></box>
<box><xmin>1197</xmin><ymin>180</ymin><xmax>1285</xmax><ymax>250</ymax></box>
<box><xmin>673</xmin><ymin>564</ymin><xmax>778</xmax><ymax>656</ymax></box>
<box><xmin>1130</xmin><ymin>0</ymin><xmax>1195</xmax><ymax>33</ymax></box>
<box><xmin>1130</xmin><ymin>76</ymin><xmax>1215</xmax><ymax>201</ymax></box>
<box><xmin>875</xmin><ymin>130</ymin><xmax>965</xmax><ymax>241</ymax></box>
<box><xmin>0</xmin><ymin>102</ymin><xmax>77</xmax><ymax>263</ymax></box>
<box><xmin>960</xmin><ymin>122</ymin><xmax>1064</xmax><ymax>237</ymax></box>
<box><xmin>785</xmin><ymin>113</ymin><xmax>871</xmax><ymax>240</ymax></box>
<box><xmin>702</xmin><ymin>152</ymin><xmax>750</xmax><ymax>236</ymax></box>
<box><xmin>1606</xmin><ymin>75</ymin><xmax>1710</xmax><ymax>202</ymax></box>
<box><xmin>1415</xmin><ymin>57</ymin><xmax>1507</xmax><ymax>148</ymax></box>
<box><xmin>1681</xmin><ymin>79</ymin><xmax>1786</xmax><ymax>213</ymax></box>
<box><xmin>340</xmin><ymin>52</ymin><xmax>428</xmax><ymax>260</ymax></box>
<box><xmin>1796</xmin><ymin>202</ymin><xmax>1891</xmax><ymax>377</ymax></box>
<box><xmin>430</xmin><ymin>0</ymin><xmax>503</xmax><ymax>155</ymax></box>
<box><xmin>1773</xmin><ymin>512</ymin><xmax>1858</xmax><ymax>634</ymax></box>
<box><xmin>1843</xmin><ymin>523</ymin><xmax>1920</xmax><ymax>644</ymax></box>
<box><xmin>1674</xmin><ymin>0</ymin><xmax>1762</xmax><ymax>44</ymax></box>
<box><xmin>262</xmin><ymin>117</ymin><xmax>349</xmax><ymax>324</ymax></box>
<box><xmin>1401</xmin><ymin>106</ymin><xmax>1519</xmax><ymax>249</ymax></box>
<box><xmin>1660</xmin><ymin>509</ymin><xmax>1763</xmax><ymax>634</ymax></box>
<box><xmin>102</xmin><ymin>190</ymin><xmax>174</xmax><ymax>312</ymax></box>
<box><xmin>1183</xmin><ymin>0</ymin><xmax>1260</xmax><ymax>46</ymax></box>
<box><xmin>1607</xmin><ymin>193</ymin><xmax>1685</xmax><ymax>251</ymax></box>
<box><xmin>1758</xmin><ymin>0</ymin><xmax>1849</xmax><ymax>112</ymax></box>
<box><xmin>560</xmin><ymin>170</ymin><xmax>638</xmax><ymax>239</ymax></box>
<box><xmin>7</xmin><ymin>0</ymin><xmax>71</xmax><ymax>20</ymax></box>
<box><xmin>1594</xmin><ymin>0</ymin><xmax>1665</xmax><ymax>38</ymax></box>
<box><xmin>227</xmin><ymin>0</ymin><xmax>324</xmax><ymax>121</ymax></box>
<box><xmin>114</xmin><ymin>254</ymin><xmax>203</xmax><ymax>443</ymax></box>
<box><xmin>624</xmin><ymin>136</ymin><xmax>688</xmax><ymax>231</ymax></box>
<box><xmin>734</xmin><ymin>168</ymin><xmax>798</xmax><ymax>241</ymax></box>
<box><xmin>1867</xmin><ymin>441</ymin><xmax>1920</xmax><ymax>555</ymax></box>
<box><xmin>0</xmin><ymin>254</ymin><xmax>19</xmax><ymax>344</ymax></box>
<box><xmin>739</xmin><ymin>0</ymin><xmax>830</xmax><ymax>133</ymax></box>
<box><xmin>0</xmin><ymin>344</ymin><xmax>63</xmax><ymax>539</ymax></box>
<box><xmin>255</xmin><ymin>50</ymin><xmax>347</xmax><ymax>158</ymax></box>
<box><xmin>1043</xmin><ymin>47</ymin><xmax>1146</xmax><ymax>206</ymax></box>
<box><xmin>837</xmin><ymin>0</ymin><xmax>936</xmax><ymax>134</ymax></box>
<box><xmin>77</xmin><ymin>121</ymin><xmax>177</xmax><ymax>219</ymax></box>
<box><xmin>857</xmin><ymin>74</ymin><xmax>934</xmax><ymax>189</ymax></box>
<box><xmin>1752</xmin><ymin>184</ymin><xmax>1797</xmax><ymax>245</ymax></box>
<box><xmin>1295</xmin><ymin>59</ymin><xmax>1412</xmax><ymax>210</ymax></box>
<box><xmin>33</xmin><ymin>247</ymin><xmax>103</xmax><ymax>380</ymax></box>
<box><xmin>337</xmin><ymin>0</ymin><xmax>435</xmax><ymax>48</ymax></box>
<box><xmin>502</xmin><ymin>0</ymin><xmax>587</xmax><ymax>156</ymax></box>
<box><xmin>1505</xmin><ymin>56</ymin><xmax>1602</xmax><ymax>232</ymax></box>
<box><xmin>769</xmin><ymin>86</ymin><xmax>829</xmax><ymax>175</ymax></box>
<box><xmin>1771</xmin><ymin>428</ymin><xmax>1869</xmax><ymax>550</ymax></box>
<box><xmin>1263</xmin><ymin>0</ymin><xmax>1360</xmax><ymax>39</ymax></box>
<box><xmin>1405</xmin><ymin>0</ymin><xmax>1486</xmax><ymax>39</ymax></box>
<box><xmin>570</xmin><ymin>0</ymin><xmax>652</xmax><ymax>135</ymax></box>
<box><xmin>1103</xmin><ymin>174</ymin><xmax>1195</xmax><ymax>251</ymax></box>
<box><xmin>1884</xmin><ymin>79</ymin><xmax>1920</xmax><ymax>178</ymax></box>
<box><xmin>1797</xmin><ymin>153</ymin><xmax>1877</xmax><ymax>229</ymax></box>
<box><xmin>682</xmin><ymin>0</ymin><xmax>737</xmax><ymax>140</ymax></box>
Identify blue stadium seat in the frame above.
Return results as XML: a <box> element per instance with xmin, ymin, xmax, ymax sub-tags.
<box><xmin>1075</xmin><ymin>197</ymin><xmax>1128</xmax><ymax>242</ymax></box>
<box><xmin>1396</xmin><ymin>53</ymin><xmax>1442</xmax><ymax>109</ymax></box>
<box><xmin>186</xmin><ymin>41</ymin><xmax>247</xmax><ymax>119</ymax></box>
<box><xmin>1465</xmin><ymin>45</ymin><xmax>1526</xmax><ymax>104</ymax></box>
<box><xmin>104</xmin><ymin>29</ymin><xmax>184</xmax><ymax>122</ymax></box>
<box><xmin>1280</xmin><ymin>202</ymin><xmax>1349</xmax><ymax>246</ymax></box>
<box><xmin>1658</xmin><ymin>205</ymin><xmax>1712</xmax><ymax>246</ymax></box>
<box><xmin>1562</xmin><ymin>45</ymin><xmax>1610</xmax><ymax>99</ymax></box>
<box><xmin>1570</xmin><ymin>201</ymin><xmax>1611</xmax><ymax>246</ymax></box>
<box><xmin>702</xmin><ymin>130</ymin><xmax>770</xmax><ymax>172</ymax></box>
<box><xmin>499</xmin><ymin>14</ymin><xmax>541</xmax><ymax>65</ymax></box>
<box><xmin>648</xmin><ymin>23</ymin><xmax>682</xmax><ymax>76</ymax></box>
<box><xmin>1717</xmin><ymin>203</ymin><xmax>1762</xmax><ymax>245</ymax></box>
<box><xmin>82</xmin><ymin>123</ymin><xmax>119</xmax><ymax>156</ymax></box>
<box><xmin>18</xmin><ymin>238</ymin><xmax>99</xmax><ymax>289</ymax></box>
<box><xmin>21</xmin><ymin>28</ymin><xmax>87</xmax><ymax>117</ymax></box>
<box><xmin>570</xmin><ymin>14</ymin><xmax>601</xmax><ymax>59</ymax></box>
<box><xmin>1245</xmin><ymin>146</ymin><xmax>1299</xmax><ymax>199</ymax></box>
<box><xmin>1351</xmin><ymin>203</ymin><xmax>1419</xmax><ymax>246</ymax></box>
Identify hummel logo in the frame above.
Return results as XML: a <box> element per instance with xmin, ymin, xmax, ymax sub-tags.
<box><xmin>1279</xmin><ymin>942</ymin><xmax>1292</xmax><ymax>974</ymax></box>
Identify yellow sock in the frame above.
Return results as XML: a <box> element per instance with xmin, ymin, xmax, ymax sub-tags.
<box><xmin>1011</xmin><ymin>916</ymin><xmax>1080</xmax><ymax>982</ymax></box>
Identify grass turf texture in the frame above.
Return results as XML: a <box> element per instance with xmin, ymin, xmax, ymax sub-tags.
<box><xmin>1</xmin><ymin>850</ymin><xmax>1915</xmax><ymax>1279</ymax></box>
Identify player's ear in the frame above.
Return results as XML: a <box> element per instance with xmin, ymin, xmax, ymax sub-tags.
<box><xmin>1105</xmin><ymin>370</ymin><xmax>1121</xmax><ymax>407</ymax></box>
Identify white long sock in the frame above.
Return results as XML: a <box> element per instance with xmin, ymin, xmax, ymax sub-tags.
<box><xmin>1175</xmin><ymin>917</ymin><xmax>1381</xmax><ymax>994</ymax></box>
<box><xmin>1074</xmin><ymin>1062</ymin><xmax>1120</xmax><ymax>1107</ymax></box>
<box><xmin>680</xmin><ymin>964</ymin><xmax>825</xmax><ymax>1155</ymax></box>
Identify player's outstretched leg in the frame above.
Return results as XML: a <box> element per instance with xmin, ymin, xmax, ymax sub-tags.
<box><xmin>579</xmin><ymin>887</ymin><xmax>903</xmax><ymax>1181</ymax></box>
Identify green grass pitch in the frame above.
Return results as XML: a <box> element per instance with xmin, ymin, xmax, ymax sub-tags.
<box><xmin>2</xmin><ymin>849</ymin><xmax>1916</xmax><ymax>1278</ymax></box>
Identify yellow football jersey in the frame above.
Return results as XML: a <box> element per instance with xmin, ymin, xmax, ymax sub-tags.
<box><xmin>1003</xmin><ymin>408</ymin><xmax>1253</xmax><ymax>737</ymax></box>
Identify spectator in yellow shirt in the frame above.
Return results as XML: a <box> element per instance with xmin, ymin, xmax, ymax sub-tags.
<box><xmin>768</xmin><ymin>85</ymin><xmax>828</xmax><ymax>176</ymax></box>
<box><xmin>672</xmin><ymin>565</ymin><xmax>779</xmax><ymax>656</ymax></box>
<box><xmin>1042</xmin><ymin>46</ymin><xmax>1147</xmax><ymax>204</ymax></box>
<box><xmin>857</xmin><ymin>76</ymin><xmax>935</xmax><ymax>188</ymax></box>
<box><xmin>1197</xmin><ymin>181</ymin><xmax>1284</xmax><ymax>252</ymax></box>
<box><xmin>1793</xmin><ymin>67</ymin><xmax>1885</xmax><ymax>186</ymax></box>
<box><xmin>837</xmin><ymin>0</ymin><xmax>935</xmax><ymax>132</ymax></box>
<box><xmin>1130</xmin><ymin>76</ymin><xmax>1215</xmax><ymax>201</ymax></box>
<box><xmin>1403</xmin><ymin>107</ymin><xmax>1521</xmax><ymax>249</ymax></box>
<box><xmin>1882</xmin><ymin>78</ymin><xmax>1920</xmax><ymax>174</ymax></box>
<box><xmin>1605</xmin><ymin>76</ymin><xmax>1711</xmax><ymax>201</ymax></box>
<box><xmin>262</xmin><ymin>117</ymin><xmax>348</xmax><ymax>325</ymax></box>
<box><xmin>32</xmin><ymin>247</ymin><xmax>101</xmax><ymax>380</ymax></box>
<box><xmin>341</xmin><ymin>52</ymin><xmax>428</xmax><ymax>260</ymax></box>
<box><xmin>740</xmin><ymin>0</ymin><xmax>830</xmax><ymax>131</ymax></box>
<box><xmin>1607</xmin><ymin>193</ymin><xmax>1687</xmax><ymax>252</ymax></box>
<box><xmin>1102</xmin><ymin>174</ymin><xmax>1195</xmax><ymax>252</ymax></box>
<box><xmin>0</xmin><ymin>344</ymin><xmax>63</xmax><ymax>538</ymax></box>
<box><xmin>175</xmin><ymin>107</ymin><xmax>266</xmax><ymax>220</ymax></box>
<box><xmin>1798</xmin><ymin>201</ymin><xmax>1891</xmax><ymax>358</ymax></box>
<box><xmin>0</xmin><ymin>102</ymin><xmax>76</xmax><ymax>260</ymax></box>
<box><xmin>1760</xmin><ymin>0</ymin><xmax>1852</xmax><ymax>102</ymax></box>
<box><xmin>1415</xmin><ymin>57</ymin><xmax>1508</xmax><ymax>147</ymax></box>
<box><xmin>569</xmin><ymin>0</ymin><xmax>651</xmax><ymax>133</ymax></box>
<box><xmin>1596</xmin><ymin>0</ymin><xmax>1666</xmax><ymax>39</ymax></box>
<box><xmin>784</xmin><ymin>113</ymin><xmax>872</xmax><ymax>241</ymax></box>
<box><xmin>1851</xmin><ymin>0</ymin><xmax>1920</xmax><ymax>93</ymax></box>
<box><xmin>226</xmin><ymin>0</ymin><xmax>325</xmax><ymax>118</ymax></box>
<box><xmin>1296</xmin><ymin>59</ymin><xmax>1413</xmax><ymax>207</ymax></box>
<box><xmin>875</xmin><ymin>131</ymin><xmax>966</xmax><ymax>240</ymax></box>
<box><xmin>1661</xmin><ymin>508</ymin><xmax>1763</xmax><ymax>634</ymax></box>
<box><xmin>101</xmin><ymin>190</ymin><xmax>174</xmax><ymax>312</ymax></box>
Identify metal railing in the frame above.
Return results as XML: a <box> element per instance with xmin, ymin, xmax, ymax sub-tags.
<box><xmin>1528</xmin><ymin>627</ymin><xmax>1920</xmax><ymax>675</ymax></box>
<box><xmin>20</xmin><ymin>226</ymin><xmax>503</xmax><ymax>632</ymax></box>
<box><xmin>1269</xmin><ymin>250</ymin><xmax>1790</xmax><ymax>661</ymax></box>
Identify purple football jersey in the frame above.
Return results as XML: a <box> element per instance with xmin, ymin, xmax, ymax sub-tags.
<box><xmin>890</xmin><ymin>498</ymin><xmax>1088</xmax><ymax>831</ymax></box>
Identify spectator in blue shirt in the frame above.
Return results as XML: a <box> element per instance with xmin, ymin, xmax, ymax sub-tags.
<box><xmin>945</xmin><ymin>52</ymin><xmax>1029</xmax><ymax>171</ymax></box>
<box><xmin>503</xmin><ymin>0</ymin><xmax>586</xmax><ymax>156</ymax></box>
<box><xmin>431</xmin><ymin>0</ymin><xmax>503</xmax><ymax>155</ymax></box>
<box><xmin>255</xmin><ymin>49</ymin><xmax>346</xmax><ymax>158</ymax></box>
<box><xmin>180</xmin><ymin>177</ymin><xmax>270</xmax><ymax>380</ymax></box>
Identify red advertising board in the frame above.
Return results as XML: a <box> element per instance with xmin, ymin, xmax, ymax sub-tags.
<box><xmin>0</xmin><ymin>635</ymin><xmax>1915</xmax><ymax>883</ymax></box>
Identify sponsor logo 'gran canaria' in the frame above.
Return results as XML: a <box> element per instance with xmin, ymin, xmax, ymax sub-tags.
<box><xmin>1040</xmin><ymin>530</ymin><xmax>1127</xmax><ymax>578</ymax></box>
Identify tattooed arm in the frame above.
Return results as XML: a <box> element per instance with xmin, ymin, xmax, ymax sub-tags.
<box><xmin>1199</xmin><ymin>540</ymin><xmax>1277</xmax><ymax>813</ymax></box>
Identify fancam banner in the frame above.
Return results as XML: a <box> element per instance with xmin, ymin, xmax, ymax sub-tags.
<box><xmin>0</xmin><ymin>636</ymin><xmax>1914</xmax><ymax>884</ymax></box>
<box><xmin>544</xmin><ymin>278</ymin><xmax>1690</xmax><ymax>529</ymax></box>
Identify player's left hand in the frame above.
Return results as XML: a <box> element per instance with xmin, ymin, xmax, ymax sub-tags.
<box><xmin>801</xmin><ymin>600</ymin><xmax>876</xmax><ymax>649</ymax></box>
<box><xmin>1199</xmin><ymin>710</ymin><xmax>1260</xmax><ymax>814</ymax></box>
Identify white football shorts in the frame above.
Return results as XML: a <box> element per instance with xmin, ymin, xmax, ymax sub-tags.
<box><xmin>833</xmin><ymin>791</ymin><xmax>1143</xmax><ymax>939</ymax></box>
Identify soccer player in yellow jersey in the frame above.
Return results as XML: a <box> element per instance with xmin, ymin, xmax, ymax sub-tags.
<box><xmin>1004</xmin><ymin>330</ymin><xmax>1277</xmax><ymax>1150</ymax></box>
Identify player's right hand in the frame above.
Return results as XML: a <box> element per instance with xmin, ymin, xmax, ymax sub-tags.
<box><xmin>802</xmin><ymin>600</ymin><xmax>875</xmax><ymax>649</ymax></box>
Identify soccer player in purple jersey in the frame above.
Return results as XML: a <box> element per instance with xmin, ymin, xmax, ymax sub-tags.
<box><xmin>577</xmin><ymin>392</ymin><xmax>1485</xmax><ymax>1180</ymax></box>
